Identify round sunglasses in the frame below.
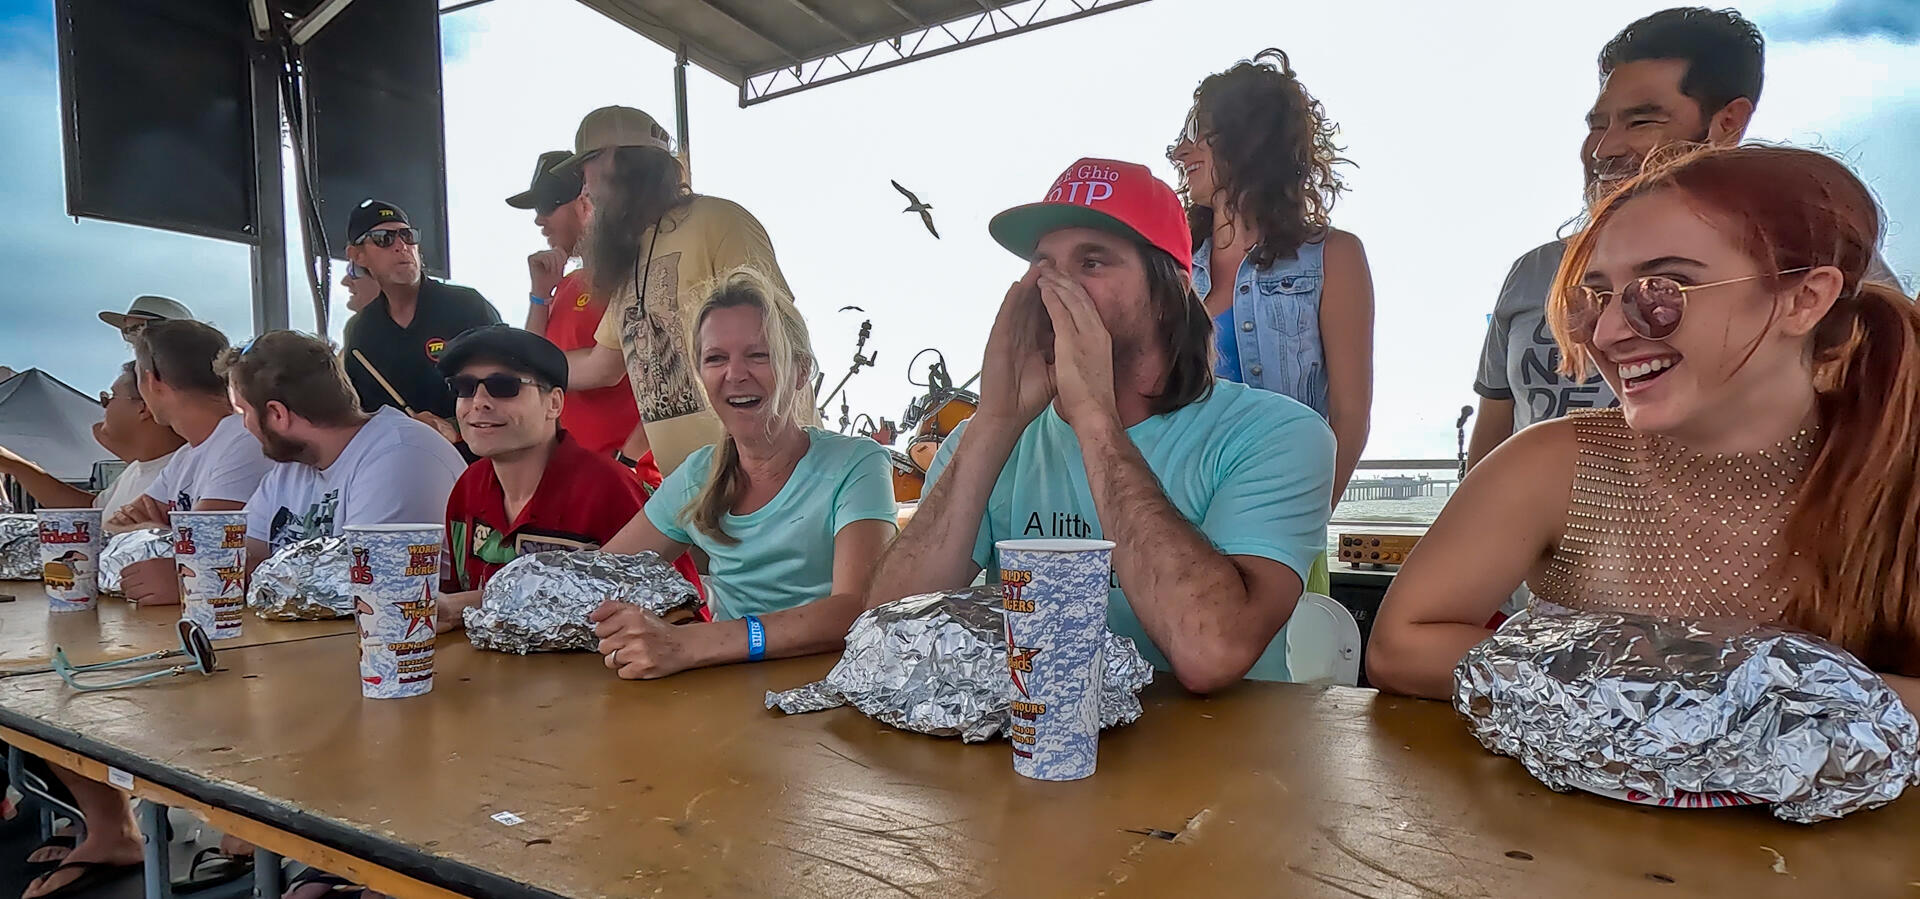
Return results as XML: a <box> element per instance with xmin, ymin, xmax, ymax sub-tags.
<box><xmin>1565</xmin><ymin>268</ymin><xmax>1811</xmax><ymax>344</ymax></box>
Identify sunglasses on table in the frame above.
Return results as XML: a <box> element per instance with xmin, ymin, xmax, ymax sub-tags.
<box><xmin>353</xmin><ymin>227</ymin><xmax>420</xmax><ymax>249</ymax></box>
<box><xmin>1564</xmin><ymin>268</ymin><xmax>1812</xmax><ymax>344</ymax></box>
<box><xmin>446</xmin><ymin>373</ymin><xmax>540</xmax><ymax>399</ymax></box>
<box><xmin>51</xmin><ymin>619</ymin><xmax>217</xmax><ymax>692</ymax></box>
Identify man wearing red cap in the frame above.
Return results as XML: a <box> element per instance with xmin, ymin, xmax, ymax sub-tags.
<box><xmin>867</xmin><ymin>159</ymin><xmax>1335</xmax><ymax>693</ymax></box>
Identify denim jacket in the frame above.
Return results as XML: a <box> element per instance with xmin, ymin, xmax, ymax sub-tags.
<box><xmin>1196</xmin><ymin>238</ymin><xmax>1329</xmax><ymax>418</ymax></box>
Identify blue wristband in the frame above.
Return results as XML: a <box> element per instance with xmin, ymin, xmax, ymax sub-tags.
<box><xmin>529</xmin><ymin>291</ymin><xmax>550</xmax><ymax>307</ymax></box>
<box><xmin>745</xmin><ymin>615</ymin><xmax>766</xmax><ymax>661</ymax></box>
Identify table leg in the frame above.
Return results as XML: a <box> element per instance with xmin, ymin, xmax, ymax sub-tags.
<box><xmin>139</xmin><ymin>799</ymin><xmax>174</xmax><ymax>899</ymax></box>
<box><xmin>254</xmin><ymin>848</ymin><xmax>284</xmax><ymax>898</ymax></box>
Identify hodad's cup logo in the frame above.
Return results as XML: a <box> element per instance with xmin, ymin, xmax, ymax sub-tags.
<box><xmin>174</xmin><ymin>525</ymin><xmax>197</xmax><ymax>555</ymax></box>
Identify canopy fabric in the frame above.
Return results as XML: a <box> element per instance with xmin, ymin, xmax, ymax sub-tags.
<box><xmin>0</xmin><ymin>369</ymin><xmax>109</xmax><ymax>482</ymax></box>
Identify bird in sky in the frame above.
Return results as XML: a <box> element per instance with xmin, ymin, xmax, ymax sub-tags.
<box><xmin>892</xmin><ymin>180</ymin><xmax>939</xmax><ymax>239</ymax></box>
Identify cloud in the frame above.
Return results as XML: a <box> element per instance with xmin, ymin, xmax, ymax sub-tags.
<box><xmin>1770</xmin><ymin>0</ymin><xmax>1920</xmax><ymax>44</ymax></box>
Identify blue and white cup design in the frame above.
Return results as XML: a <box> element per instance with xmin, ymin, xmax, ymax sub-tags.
<box><xmin>37</xmin><ymin>509</ymin><xmax>103</xmax><ymax>613</ymax></box>
<box><xmin>171</xmin><ymin>511</ymin><xmax>249</xmax><ymax>639</ymax></box>
<box><xmin>345</xmin><ymin>524</ymin><xmax>440</xmax><ymax>700</ymax></box>
<box><xmin>996</xmin><ymin>538</ymin><xmax>1114</xmax><ymax>781</ymax></box>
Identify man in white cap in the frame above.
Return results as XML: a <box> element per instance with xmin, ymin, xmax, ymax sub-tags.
<box><xmin>557</xmin><ymin>105</ymin><xmax>792</xmax><ymax>476</ymax></box>
<box><xmin>97</xmin><ymin>295</ymin><xmax>193</xmax><ymax>344</ymax></box>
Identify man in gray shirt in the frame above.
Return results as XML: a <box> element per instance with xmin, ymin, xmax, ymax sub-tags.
<box><xmin>1468</xmin><ymin>7</ymin><xmax>1904</xmax><ymax>469</ymax></box>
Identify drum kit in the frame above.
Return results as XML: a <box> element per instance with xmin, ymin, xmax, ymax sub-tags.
<box><xmin>884</xmin><ymin>350</ymin><xmax>977</xmax><ymax>502</ymax></box>
<box><xmin>815</xmin><ymin>315</ymin><xmax>979</xmax><ymax>503</ymax></box>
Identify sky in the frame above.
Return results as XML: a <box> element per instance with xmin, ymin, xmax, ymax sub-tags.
<box><xmin>1</xmin><ymin>0</ymin><xmax>1916</xmax><ymax>460</ymax></box>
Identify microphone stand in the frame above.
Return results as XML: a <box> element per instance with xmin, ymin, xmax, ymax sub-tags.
<box><xmin>1456</xmin><ymin>405</ymin><xmax>1474</xmax><ymax>478</ymax></box>
<box><xmin>818</xmin><ymin>319</ymin><xmax>876</xmax><ymax>432</ymax></box>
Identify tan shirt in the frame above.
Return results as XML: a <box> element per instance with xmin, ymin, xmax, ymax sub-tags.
<box><xmin>593</xmin><ymin>196</ymin><xmax>791</xmax><ymax>475</ymax></box>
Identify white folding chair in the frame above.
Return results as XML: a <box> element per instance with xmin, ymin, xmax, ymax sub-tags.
<box><xmin>1284</xmin><ymin>593</ymin><xmax>1362</xmax><ymax>686</ymax></box>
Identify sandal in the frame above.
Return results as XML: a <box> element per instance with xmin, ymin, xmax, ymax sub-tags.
<box><xmin>24</xmin><ymin>832</ymin><xmax>79</xmax><ymax>869</ymax></box>
<box><xmin>173</xmin><ymin>846</ymin><xmax>256</xmax><ymax>894</ymax></box>
<box><xmin>23</xmin><ymin>858</ymin><xmax>142</xmax><ymax>899</ymax></box>
<box><xmin>284</xmin><ymin>867</ymin><xmax>375</xmax><ymax>898</ymax></box>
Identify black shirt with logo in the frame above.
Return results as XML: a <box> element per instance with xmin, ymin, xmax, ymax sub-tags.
<box><xmin>341</xmin><ymin>278</ymin><xmax>501</xmax><ymax>421</ymax></box>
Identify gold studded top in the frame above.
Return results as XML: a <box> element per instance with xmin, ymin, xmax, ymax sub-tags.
<box><xmin>1533</xmin><ymin>408</ymin><xmax>1817</xmax><ymax>620</ymax></box>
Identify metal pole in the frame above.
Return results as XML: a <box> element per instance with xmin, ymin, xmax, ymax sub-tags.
<box><xmin>253</xmin><ymin>848</ymin><xmax>284</xmax><ymax>898</ymax></box>
<box><xmin>139</xmin><ymin>800</ymin><xmax>174</xmax><ymax>899</ymax></box>
<box><xmin>674</xmin><ymin>42</ymin><xmax>691</xmax><ymax>186</ymax></box>
<box><xmin>249</xmin><ymin>42</ymin><xmax>290</xmax><ymax>336</ymax></box>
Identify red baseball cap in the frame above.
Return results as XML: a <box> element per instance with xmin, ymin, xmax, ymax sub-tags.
<box><xmin>988</xmin><ymin>158</ymin><xmax>1192</xmax><ymax>274</ymax></box>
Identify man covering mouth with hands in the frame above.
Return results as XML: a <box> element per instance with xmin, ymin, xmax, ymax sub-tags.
<box><xmin>865</xmin><ymin>158</ymin><xmax>1336</xmax><ymax>692</ymax></box>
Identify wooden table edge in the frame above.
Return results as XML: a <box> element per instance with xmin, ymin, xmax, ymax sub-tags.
<box><xmin>0</xmin><ymin>715</ymin><xmax>546</xmax><ymax>899</ymax></box>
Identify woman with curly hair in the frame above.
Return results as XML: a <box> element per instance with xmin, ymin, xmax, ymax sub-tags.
<box><xmin>1172</xmin><ymin>50</ymin><xmax>1374</xmax><ymax>517</ymax></box>
<box><xmin>1172</xmin><ymin>50</ymin><xmax>1373</xmax><ymax>600</ymax></box>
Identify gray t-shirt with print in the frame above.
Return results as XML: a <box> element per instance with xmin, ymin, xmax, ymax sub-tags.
<box><xmin>1475</xmin><ymin>241</ymin><xmax>1616</xmax><ymax>433</ymax></box>
<box><xmin>1474</xmin><ymin>241</ymin><xmax>1907</xmax><ymax>434</ymax></box>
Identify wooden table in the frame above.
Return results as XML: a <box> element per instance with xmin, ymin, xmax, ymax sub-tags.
<box><xmin>2</xmin><ymin>636</ymin><xmax>1915</xmax><ymax>898</ymax></box>
<box><xmin>0</xmin><ymin>580</ymin><xmax>355</xmax><ymax>673</ymax></box>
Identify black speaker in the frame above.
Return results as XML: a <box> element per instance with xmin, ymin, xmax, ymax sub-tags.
<box><xmin>55</xmin><ymin>0</ymin><xmax>258</xmax><ymax>243</ymax></box>
<box><xmin>304</xmin><ymin>0</ymin><xmax>450</xmax><ymax>276</ymax></box>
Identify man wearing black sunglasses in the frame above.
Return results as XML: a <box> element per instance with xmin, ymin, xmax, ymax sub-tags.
<box><xmin>433</xmin><ymin>325</ymin><xmax>700</xmax><ymax>628</ymax></box>
<box><xmin>339</xmin><ymin>198</ymin><xmax>501</xmax><ymax>452</ymax></box>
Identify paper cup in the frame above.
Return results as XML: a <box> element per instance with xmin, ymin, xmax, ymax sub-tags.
<box><xmin>346</xmin><ymin>524</ymin><xmax>440</xmax><ymax>699</ymax></box>
<box><xmin>996</xmin><ymin>538</ymin><xmax>1114</xmax><ymax>781</ymax></box>
<box><xmin>171</xmin><ymin>511</ymin><xmax>249</xmax><ymax>639</ymax></box>
<box><xmin>37</xmin><ymin>509</ymin><xmax>104</xmax><ymax>613</ymax></box>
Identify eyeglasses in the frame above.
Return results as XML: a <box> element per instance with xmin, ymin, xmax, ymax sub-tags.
<box><xmin>354</xmin><ymin>227</ymin><xmax>419</xmax><ymax>249</ymax></box>
<box><xmin>51</xmin><ymin>619</ymin><xmax>216</xmax><ymax>691</ymax></box>
<box><xmin>446</xmin><ymin>373</ymin><xmax>540</xmax><ymax>399</ymax></box>
<box><xmin>1565</xmin><ymin>268</ymin><xmax>1812</xmax><ymax>344</ymax></box>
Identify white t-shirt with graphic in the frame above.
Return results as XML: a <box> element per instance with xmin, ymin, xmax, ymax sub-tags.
<box><xmin>142</xmin><ymin>414</ymin><xmax>273</xmax><ymax>511</ymax></box>
<box><xmin>245</xmin><ymin>407</ymin><xmax>467</xmax><ymax>550</ymax></box>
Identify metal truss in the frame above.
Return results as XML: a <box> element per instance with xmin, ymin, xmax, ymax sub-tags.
<box><xmin>740</xmin><ymin>0</ymin><xmax>1154</xmax><ymax>106</ymax></box>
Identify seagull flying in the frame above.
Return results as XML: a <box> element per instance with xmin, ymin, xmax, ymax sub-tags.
<box><xmin>892</xmin><ymin>180</ymin><xmax>939</xmax><ymax>239</ymax></box>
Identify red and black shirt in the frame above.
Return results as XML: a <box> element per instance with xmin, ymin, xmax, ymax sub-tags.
<box><xmin>443</xmin><ymin>430</ymin><xmax>702</xmax><ymax>597</ymax></box>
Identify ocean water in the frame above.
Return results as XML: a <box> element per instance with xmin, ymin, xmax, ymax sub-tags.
<box><xmin>1325</xmin><ymin>469</ymin><xmax>1459</xmax><ymax>558</ymax></box>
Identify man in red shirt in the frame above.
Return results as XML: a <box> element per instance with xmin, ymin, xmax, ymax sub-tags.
<box><xmin>509</xmin><ymin>150</ymin><xmax>646</xmax><ymax>463</ymax></box>
<box><xmin>433</xmin><ymin>325</ymin><xmax>699</xmax><ymax>632</ymax></box>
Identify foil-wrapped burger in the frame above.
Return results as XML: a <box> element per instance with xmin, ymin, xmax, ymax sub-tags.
<box><xmin>247</xmin><ymin>536</ymin><xmax>353</xmax><ymax>620</ymax></box>
<box><xmin>98</xmin><ymin>528</ymin><xmax>175</xmax><ymax>595</ymax></box>
<box><xmin>1455</xmin><ymin>607</ymin><xmax>1920</xmax><ymax>823</ymax></box>
<box><xmin>464</xmin><ymin>550</ymin><xmax>701</xmax><ymax>654</ymax></box>
<box><xmin>766</xmin><ymin>588</ymin><xmax>1154</xmax><ymax>742</ymax></box>
<box><xmin>0</xmin><ymin>515</ymin><xmax>39</xmax><ymax>580</ymax></box>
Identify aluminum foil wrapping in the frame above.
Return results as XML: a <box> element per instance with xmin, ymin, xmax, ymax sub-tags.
<box><xmin>246</xmin><ymin>536</ymin><xmax>353</xmax><ymax>620</ymax></box>
<box><xmin>765</xmin><ymin>588</ymin><xmax>1154</xmax><ymax>742</ymax></box>
<box><xmin>1455</xmin><ymin>607</ymin><xmax>1920</xmax><ymax>822</ymax></box>
<box><xmin>0</xmin><ymin>515</ymin><xmax>38</xmax><ymax>580</ymax></box>
<box><xmin>97</xmin><ymin>528</ymin><xmax>174</xmax><ymax>595</ymax></box>
<box><xmin>464</xmin><ymin>550</ymin><xmax>700</xmax><ymax>654</ymax></box>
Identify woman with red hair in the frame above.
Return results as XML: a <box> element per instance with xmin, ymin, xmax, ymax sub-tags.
<box><xmin>1366</xmin><ymin>144</ymin><xmax>1920</xmax><ymax>711</ymax></box>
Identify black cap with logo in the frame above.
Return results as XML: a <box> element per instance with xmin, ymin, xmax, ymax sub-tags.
<box><xmin>436</xmin><ymin>324</ymin><xmax>570</xmax><ymax>390</ymax></box>
<box><xmin>348</xmin><ymin>199</ymin><xmax>411</xmax><ymax>244</ymax></box>
<box><xmin>506</xmin><ymin>151</ymin><xmax>585</xmax><ymax>213</ymax></box>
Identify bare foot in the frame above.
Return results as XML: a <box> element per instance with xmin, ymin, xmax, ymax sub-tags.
<box><xmin>23</xmin><ymin>831</ymin><xmax>141</xmax><ymax>898</ymax></box>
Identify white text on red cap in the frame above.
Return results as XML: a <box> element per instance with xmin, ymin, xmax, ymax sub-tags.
<box><xmin>1047</xmin><ymin>162</ymin><xmax>1123</xmax><ymax>206</ymax></box>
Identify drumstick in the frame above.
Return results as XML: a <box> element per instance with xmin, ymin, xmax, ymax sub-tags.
<box><xmin>350</xmin><ymin>350</ymin><xmax>415</xmax><ymax>415</ymax></box>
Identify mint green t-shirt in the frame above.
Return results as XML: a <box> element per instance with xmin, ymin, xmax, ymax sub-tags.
<box><xmin>648</xmin><ymin>428</ymin><xmax>899</xmax><ymax>620</ymax></box>
<box><xmin>925</xmin><ymin>379</ymin><xmax>1334</xmax><ymax>681</ymax></box>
